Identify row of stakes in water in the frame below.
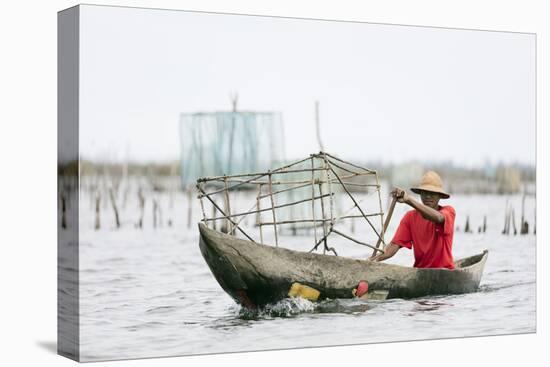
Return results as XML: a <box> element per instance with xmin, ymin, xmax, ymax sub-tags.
<box><xmin>60</xmin><ymin>187</ymin><xmax>536</xmax><ymax>236</ymax></box>
<box><xmin>458</xmin><ymin>210</ymin><xmax>534</xmax><ymax>235</ymax></box>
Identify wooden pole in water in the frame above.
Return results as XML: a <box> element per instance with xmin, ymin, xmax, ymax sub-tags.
<box><xmin>504</xmin><ymin>206</ymin><xmax>511</xmax><ymax>235</ymax></box>
<box><xmin>506</xmin><ymin>206</ymin><xmax>514</xmax><ymax>234</ymax></box>
<box><xmin>122</xmin><ymin>184</ymin><xmax>130</xmax><ymax>210</ymax></box>
<box><xmin>102</xmin><ymin>167</ymin><xmax>109</xmax><ymax>210</ymax></box>
<box><xmin>61</xmin><ymin>194</ymin><xmax>67</xmax><ymax>229</ymax></box>
<box><xmin>520</xmin><ymin>193</ymin><xmax>529</xmax><ymax>235</ymax></box>
<box><xmin>502</xmin><ymin>200</ymin><xmax>508</xmax><ymax>234</ymax></box>
<box><xmin>521</xmin><ymin>193</ymin><xmax>526</xmax><ymax>230</ymax></box>
<box><xmin>153</xmin><ymin>197</ymin><xmax>158</xmax><ymax>229</ymax></box>
<box><xmin>157</xmin><ymin>198</ymin><xmax>163</xmax><ymax>228</ymax></box>
<box><xmin>511</xmin><ymin>207</ymin><xmax>517</xmax><ymax>235</ymax></box>
<box><xmin>94</xmin><ymin>193</ymin><xmax>101</xmax><ymax>230</ymax></box>
<box><xmin>521</xmin><ymin>220</ymin><xmax>529</xmax><ymax>235</ymax></box>
<box><xmin>89</xmin><ymin>181</ymin><xmax>95</xmax><ymax>209</ymax></box>
<box><xmin>137</xmin><ymin>188</ymin><xmax>145</xmax><ymax>229</ymax></box>
<box><xmin>109</xmin><ymin>187</ymin><xmax>121</xmax><ymax>229</ymax></box>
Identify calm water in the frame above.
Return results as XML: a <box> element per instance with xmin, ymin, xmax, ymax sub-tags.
<box><xmin>66</xmin><ymin>191</ymin><xmax>535</xmax><ymax>361</ymax></box>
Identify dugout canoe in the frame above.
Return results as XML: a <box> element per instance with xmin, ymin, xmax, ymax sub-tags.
<box><xmin>198</xmin><ymin>223</ymin><xmax>488</xmax><ymax>308</ymax></box>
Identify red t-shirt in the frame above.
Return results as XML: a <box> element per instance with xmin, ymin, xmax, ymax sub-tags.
<box><xmin>391</xmin><ymin>205</ymin><xmax>456</xmax><ymax>269</ymax></box>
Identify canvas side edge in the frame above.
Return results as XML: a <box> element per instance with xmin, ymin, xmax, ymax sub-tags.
<box><xmin>57</xmin><ymin>5</ymin><xmax>80</xmax><ymax>362</ymax></box>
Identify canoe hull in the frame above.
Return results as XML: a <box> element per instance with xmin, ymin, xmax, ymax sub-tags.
<box><xmin>198</xmin><ymin>223</ymin><xmax>488</xmax><ymax>307</ymax></box>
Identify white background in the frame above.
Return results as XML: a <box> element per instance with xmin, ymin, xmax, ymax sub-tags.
<box><xmin>0</xmin><ymin>1</ymin><xmax>547</xmax><ymax>366</ymax></box>
<box><xmin>78</xmin><ymin>4</ymin><xmax>535</xmax><ymax>166</ymax></box>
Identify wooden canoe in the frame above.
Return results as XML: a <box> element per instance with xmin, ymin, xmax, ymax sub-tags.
<box><xmin>198</xmin><ymin>223</ymin><xmax>488</xmax><ymax>308</ymax></box>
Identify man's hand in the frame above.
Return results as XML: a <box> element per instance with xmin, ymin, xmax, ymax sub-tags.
<box><xmin>391</xmin><ymin>187</ymin><xmax>409</xmax><ymax>203</ymax></box>
<box><xmin>369</xmin><ymin>251</ymin><xmax>383</xmax><ymax>261</ymax></box>
<box><xmin>369</xmin><ymin>243</ymin><xmax>400</xmax><ymax>262</ymax></box>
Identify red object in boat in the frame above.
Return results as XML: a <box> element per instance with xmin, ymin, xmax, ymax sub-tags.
<box><xmin>356</xmin><ymin>280</ymin><xmax>369</xmax><ymax>297</ymax></box>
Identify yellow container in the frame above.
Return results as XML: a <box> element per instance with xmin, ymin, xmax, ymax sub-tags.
<box><xmin>288</xmin><ymin>282</ymin><xmax>320</xmax><ymax>301</ymax></box>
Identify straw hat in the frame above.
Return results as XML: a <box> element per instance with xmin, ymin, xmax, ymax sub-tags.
<box><xmin>410</xmin><ymin>171</ymin><xmax>450</xmax><ymax>199</ymax></box>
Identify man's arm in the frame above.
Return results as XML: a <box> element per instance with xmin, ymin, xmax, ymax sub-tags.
<box><xmin>371</xmin><ymin>243</ymin><xmax>401</xmax><ymax>262</ymax></box>
<box><xmin>391</xmin><ymin>188</ymin><xmax>444</xmax><ymax>224</ymax></box>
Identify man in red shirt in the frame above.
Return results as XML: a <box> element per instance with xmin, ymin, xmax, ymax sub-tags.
<box><xmin>371</xmin><ymin>171</ymin><xmax>456</xmax><ymax>269</ymax></box>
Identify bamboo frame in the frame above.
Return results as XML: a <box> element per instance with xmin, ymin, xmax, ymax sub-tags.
<box><xmin>197</xmin><ymin>182</ymin><xmax>207</xmax><ymax>225</ymax></box>
<box><xmin>328</xmin><ymin>165</ymin><xmax>387</xmax><ymax>248</ymax></box>
<box><xmin>324</xmin><ymin>152</ymin><xmax>376</xmax><ymax>174</ymax></box>
<box><xmin>204</xmin><ymin>192</ymin><xmax>333</xmax><ymax>221</ymax></box>
<box><xmin>195</xmin><ymin>152</ymin><xmax>387</xmax><ymax>255</ymax></box>
<box><xmin>223</xmin><ymin>177</ymin><xmax>233</xmax><ymax>234</ymax></box>
<box><xmin>195</xmin><ymin>156</ymin><xmax>314</xmax><ymax>198</ymax></box>
<box><xmin>197</xmin><ymin>175</ymin><xmax>364</xmax><ymax>189</ymax></box>
<box><xmin>318</xmin><ymin>182</ymin><xmax>329</xmax><ymax>254</ymax></box>
<box><xmin>256</xmin><ymin>184</ymin><xmax>263</xmax><ymax>244</ymax></box>
<box><xmin>375</xmin><ymin>170</ymin><xmax>385</xmax><ymax>248</ymax></box>
<box><xmin>323</xmin><ymin>155</ymin><xmax>335</xmax><ymax>228</ymax></box>
<box><xmin>257</xmin><ymin>182</ymin><xmax>312</xmax><ymax>199</ymax></box>
<box><xmin>196</xmin><ymin>185</ymin><xmax>255</xmax><ymax>242</ymax></box>
<box><xmin>310</xmin><ymin>157</ymin><xmax>318</xmax><ymax>247</ymax></box>
<box><xmin>268</xmin><ymin>173</ymin><xmax>278</xmax><ymax>247</ymax></box>
<box><xmin>258</xmin><ymin>214</ymin><xmax>384</xmax><ymax>226</ymax></box>
<box><xmin>197</xmin><ymin>156</ymin><xmax>315</xmax><ymax>182</ymax></box>
<box><xmin>331</xmin><ymin>228</ymin><xmax>382</xmax><ymax>253</ymax></box>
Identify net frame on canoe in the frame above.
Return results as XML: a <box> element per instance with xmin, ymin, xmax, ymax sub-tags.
<box><xmin>196</xmin><ymin>152</ymin><xmax>388</xmax><ymax>256</ymax></box>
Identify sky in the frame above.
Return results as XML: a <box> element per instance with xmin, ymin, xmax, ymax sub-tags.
<box><xmin>79</xmin><ymin>5</ymin><xmax>535</xmax><ymax>167</ymax></box>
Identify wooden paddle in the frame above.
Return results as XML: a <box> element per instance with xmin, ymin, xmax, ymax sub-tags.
<box><xmin>371</xmin><ymin>195</ymin><xmax>398</xmax><ymax>257</ymax></box>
